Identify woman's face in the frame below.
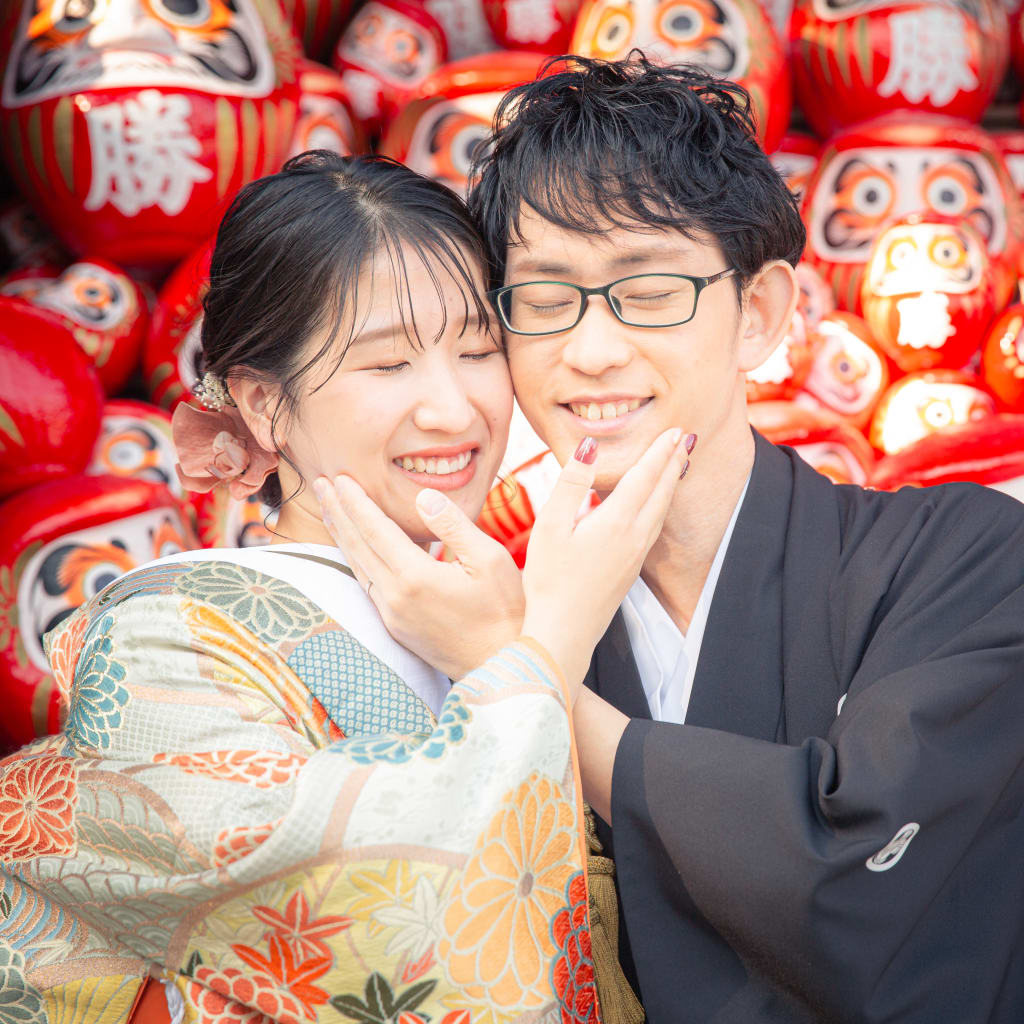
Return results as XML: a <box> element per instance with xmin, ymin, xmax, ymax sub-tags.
<box><xmin>280</xmin><ymin>242</ymin><xmax>513</xmax><ymax>544</ymax></box>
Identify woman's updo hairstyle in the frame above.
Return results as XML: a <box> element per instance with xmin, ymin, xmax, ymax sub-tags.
<box><xmin>201</xmin><ymin>151</ymin><xmax>492</xmax><ymax>507</ymax></box>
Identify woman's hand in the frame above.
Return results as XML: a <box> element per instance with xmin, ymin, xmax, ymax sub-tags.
<box><xmin>313</xmin><ymin>477</ymin><xmax>525</xmax><ymax>680</ymax></box>
<box><xmin>521</xmin><ymin>429</ymin><xmax>694</xmax><ymax>697</ymax></box>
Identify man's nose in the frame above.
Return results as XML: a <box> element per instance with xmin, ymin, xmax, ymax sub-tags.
<box><xmin>560</xmin><ymin>294</ymin><xmax>634</xmax><ymax>375</ymax></box>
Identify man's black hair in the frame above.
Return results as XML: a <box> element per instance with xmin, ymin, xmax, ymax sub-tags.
<box><xmin>469</xmin><ymin>54</ymin><xmax>806</xmax><ymax>295</ymax></box>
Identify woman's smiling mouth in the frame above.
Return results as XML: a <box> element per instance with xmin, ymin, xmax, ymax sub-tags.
<box><xmin>392</xmin><ymin>446</ymin><xmax>480</xmax><ymax>490</ymax></box>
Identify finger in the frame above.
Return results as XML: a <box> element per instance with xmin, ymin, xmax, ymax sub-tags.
<box><xmin>632</xmin><ymin>433</ymin><xmax>697</xmax><ymax>539</ymax></box>
<box><xmin>594</xmin><ymin>427</ymin><xmax>687</xmax><ymax>524</ymax></box>
<box><xmin>332</xmin><ymin>475</ymin><xmax>436</xmax><ymax>578</ymax></box>
<box><xmin>312</xmin><ymin>477</ymin><xmax>382</xmax><ymax>582</ymax></box>
<box><xmin>415</xmin><ymin>488</ymin><xmax>499</xmax><ymax>568</ymax></box>
<box><xmin>532</xmin><ymin>435</ymin><xmax>600</xmax><ymax>537</ymax></box>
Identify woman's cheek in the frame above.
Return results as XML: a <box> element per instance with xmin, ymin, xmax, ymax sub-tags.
<box><xmin>480</xmin><ymin>355</ymin><xmax>515</xmax><ymax>430</ymax></box>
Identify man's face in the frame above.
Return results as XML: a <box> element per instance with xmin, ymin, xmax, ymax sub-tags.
<box><xmin>503</xmin><ymin>207</ymin><xmax>745</xmax><ymax>493</ymax></box>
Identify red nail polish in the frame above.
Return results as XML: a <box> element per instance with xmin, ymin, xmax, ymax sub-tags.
<box><xmin>685</xmin><ymin>433</ymin><xmax>698</xmax><ymax>454</ymax></box>
<box><xmin>574</xmin><ymin>436</ymin><xmax>598</xmax><ymax>465</ymax></box>
<box><xmin>679</xmin><ymin>459</ymin><xmax>690</xmax><ymax>480</ymax></box>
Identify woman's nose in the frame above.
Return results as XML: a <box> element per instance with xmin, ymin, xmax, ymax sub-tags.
<box><xmin>412</xmin><ymin>362</ymin><xmax>477</xmax><ymax>434</ymax></box>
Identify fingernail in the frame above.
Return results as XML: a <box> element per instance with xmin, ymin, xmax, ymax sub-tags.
<box><xmin>312</xmin><ymin>477</ymin><xmax>329</xmax><ymax>504</ymax></box>
<box><xmin>679</xmin><ymin>459</ymin><xmax>690</xmax><ymax>481</ymax></box>
<box><xmin>417</xmin><ymin>488</ymin><xmax>446</xmax><ymax>516</ymax></box>
<box><xmin>685</xmin><ymin>433</ymin><xmax>698</xmax><ymax>454</ymax></box>
<box><xmin>574</xmin><ymin>436</ymin><xmax>598</xmax><ymax>465</ymax></box>
<box><xmin>670</xmin><ymin>428</ymin><xmax>683</xmax><ymax>447</ymax></box>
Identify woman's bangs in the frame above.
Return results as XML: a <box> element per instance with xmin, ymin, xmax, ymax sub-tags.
<box><xmin>377</xmin><ymin>222</ymin><xmax>493</xmax><ymax>350</ymax></box>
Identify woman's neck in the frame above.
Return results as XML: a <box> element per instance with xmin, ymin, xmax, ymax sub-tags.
<box><xmin>270</xmin><ymin>487</ymin><xmax>432</xmax><ymax>552</ymax></box>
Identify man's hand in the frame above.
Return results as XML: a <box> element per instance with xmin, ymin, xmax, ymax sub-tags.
<box><xmin>313</xmin><ymin>477</ymin><xmax>524</xmax><ymax>680</ymax></box>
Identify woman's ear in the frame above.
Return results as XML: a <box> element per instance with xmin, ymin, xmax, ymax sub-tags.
<box><xmin>228</xmin><ymin>373</ymin><xmax>281</xmax><ymax>454</ymax></box>
<box><xmin>736</xmin><ymin>260</ymin><xmax>799</xmax><ymax>373</ymax></box>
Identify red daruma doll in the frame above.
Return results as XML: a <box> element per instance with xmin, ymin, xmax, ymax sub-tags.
<box><xmin>860</xmin><ymin>214</ymin><xmax>998</xmax><ymax>372</ymax></box>
<box><xmin>869</xmin><ymin>369</ymin><xmax>996</xmax><ymax>455</ymax></box>
<box><xmin>790</xmin><ymin>0</ymin><xmax>1009</xmax><ymax>139</ymax></box>
<box><xmin>1</xmin><ymin>257</ymin><xmax>148</xmax><ymax>394</ymax></box>
<box><xmin>0</xmin><ymin>297</ymin><xmax>104</xmax><ymax>500</ymax></box>
<box><xmin>799</xmin><ymin>310</ymin><xmax>890</xmax><ymax>430</ymax></box>
<box><xmin>570</xmin><ymin>0</ymin><xmax>790</xmax><ymax>152</ymax></box>
<box><xmin>0</xmin><ymin>475</ymin><xmax>197</xmax><ymax>751</ymax></box>
<box><xmin>380</xmin><ymin>51</ymin><xmax>546</xmax><ymax>197</ymax></box>
<box><xmin>982</xmin><ymin>303</ymin><xmax>1024</xmax><ymax>412</ymax></box>
<box><xmin>332</xmin><ymin>0</ymin><xmax>448</xmax><ymax>136</ymax></box>
<box><xmin>801</xmin><ymin>113</ymin><xmax>1024</xmax><ymax>313</ymax></box>
<box><xmin>144</xmin><ymin>239</ymin><xmax>213</xmax><ymax>411</ymax></box>
<box><xmin>0</xmin><ymin>0</ymin><xmax>302</xmax><ymax>270</ymax></box>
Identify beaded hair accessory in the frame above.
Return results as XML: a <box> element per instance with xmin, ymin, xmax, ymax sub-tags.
<box><xmin>191</xmin><ymin>371</ymin><xmax>236</xmax><ymax>410</ymax></box>
<box><xmin>171</xmin><ymin>371</ymin><xmax>278</xmax><ymax>500</ymax></box>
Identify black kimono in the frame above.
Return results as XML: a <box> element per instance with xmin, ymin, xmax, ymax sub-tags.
<box><xmin>586</xmin><ymin>431</ymin><xmax>1024</xmax><ymax>1024</ymax></box>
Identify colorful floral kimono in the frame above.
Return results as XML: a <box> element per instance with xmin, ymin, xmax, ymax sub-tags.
<box><xmin>0</xmin><ymin>551</ymin><xmax>597</xmax><ymax>1024</ymax></box>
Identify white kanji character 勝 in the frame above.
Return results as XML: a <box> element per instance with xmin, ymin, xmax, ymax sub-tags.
<box><xmin>503</xmin><ymin>0</ymin><xmax>559</xmax><ymax>44</ymax></box>
<box><xmin>84</xmin><ymin>89</ymin><xmax>212</xmax><ymax>218</ymax></box>
<box><xmin>878</xmin><ymin>8</ymin><xmax>979</xmax><ymax>107</ymax></box>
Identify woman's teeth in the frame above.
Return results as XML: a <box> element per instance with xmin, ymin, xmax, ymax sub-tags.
<box><xmin>395</xmin><ymin>450</ymin><xmax>473</xmax><ymax>475</ymax></box>
<box><xmin>569</xmin><ymin>398</ymin><xmax>644</xmax><ymax>421</ymax></box>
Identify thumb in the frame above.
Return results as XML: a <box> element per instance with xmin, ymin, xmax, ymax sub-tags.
<box><xmin>534</xmin><ymin>436</ymin><xmax>599</xmax><ymax>537</ymax></box>
<box><xmin>416</xmin><ymin>487</ymin><xmax>491</xmax><ymax>565</ymax></box>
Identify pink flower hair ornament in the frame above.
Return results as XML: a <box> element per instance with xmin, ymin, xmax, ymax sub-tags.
<box><xmin>172</xmin><ymin>401</ymin><xmax>279</xmax><ymax>501</ymax></box>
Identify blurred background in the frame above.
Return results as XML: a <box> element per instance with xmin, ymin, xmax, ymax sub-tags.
<box><xmin>2</xmin><ymin>0</ymin><xmax>1024</xmax><ymax>752</ymax></box>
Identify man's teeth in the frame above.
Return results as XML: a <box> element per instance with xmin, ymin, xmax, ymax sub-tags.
<box><xmin>396</xmin><ymin>450</ymin><xmax>473</xmax><ymax>475</ymax></box>
<box><xmin>569</xmin><ymin>398</ymin><xmax>645</xmax><ymax>421</ymax></box>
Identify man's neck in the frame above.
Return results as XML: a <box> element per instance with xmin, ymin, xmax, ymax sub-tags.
<box><xmin>639</xmin><ymin>423</ymin><xmax>755</xmax><ymax>634</ymax></box>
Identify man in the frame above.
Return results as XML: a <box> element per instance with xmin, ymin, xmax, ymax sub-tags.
<box><xmin>322</xmin><ymin>57</ymin><xmax>1024</xmax><ymax>1022</ymax></box>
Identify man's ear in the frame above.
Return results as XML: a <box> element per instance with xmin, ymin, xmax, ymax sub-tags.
<box><xmin>228</xmin><ymin>373</ymin><xmax>281</xmax><ymax>454</ymax></box>
<box><xmin>736</xmin><ymin>260</ymin><xmax>799</xmax><ymax>373</ymax></box>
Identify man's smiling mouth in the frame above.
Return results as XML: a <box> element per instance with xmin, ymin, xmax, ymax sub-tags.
<box><xmin>563</xmin><ymin>396</ymin><xmax>653</xmax><ymax>426</ymax></box>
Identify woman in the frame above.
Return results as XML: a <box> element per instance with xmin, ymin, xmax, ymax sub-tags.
<box><xmin>0</xmin><ymin>153</ymin><xmax>689</xmax><ymax>1024</ymax></box>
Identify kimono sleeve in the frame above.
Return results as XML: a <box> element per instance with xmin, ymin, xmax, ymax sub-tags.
<box><xmin>0</xmin><ymin>576</ymin><xmax>595</xmax><ymax>1024</ymax></box>
<box><xmin>611</xmin><ymin>485</ymin><xmax>1024</xmax><ymax>1022</ymax></box>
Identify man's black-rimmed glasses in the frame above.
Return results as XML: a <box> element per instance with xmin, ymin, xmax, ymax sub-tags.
<box><xmin>488</xmin><ymin>269</ymin><xmax>739</xmax><ymax>336</ymax></box>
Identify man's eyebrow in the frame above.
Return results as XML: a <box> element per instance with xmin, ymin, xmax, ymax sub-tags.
<box><xmin>507</xmin><ymin>245</ymin><xmax>702</xmax><ymax>277</ymax></box>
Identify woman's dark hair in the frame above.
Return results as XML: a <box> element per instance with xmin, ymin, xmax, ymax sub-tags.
<box><xmin>469</xmin><ymin>54</ymin><xmax>806</xmax><ymax>296</ymax></box>
<box><xmin>201</xmin><ymin>151</ymin><xmax>491</xmax><ymax>507</ymax></box>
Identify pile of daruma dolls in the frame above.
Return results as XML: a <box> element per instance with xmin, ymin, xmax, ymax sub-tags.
<box><xmin>2</xmin><ymin>0</ymin><xmax>1024</xmax><ymax>751</ymax></box>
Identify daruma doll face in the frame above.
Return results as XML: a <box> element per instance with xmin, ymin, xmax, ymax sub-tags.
<box><xmin>801</xmin><ymin>115</ymin><xmax>1022</xmax><ymax>312</ymax></box>
<box><xmin>3</xmin><ymin>258</ymin><xmax>147</xmax><ymax>394</ymax></box>
<box><xmin>0</xmin><ymin>475</ymin><xmax>196</xmax><ymax>751</ymax></box>
<box><xmin>860</xmin><ymin>216</ymin><xmax>997</xmax><ymax>372</ymax></box>
<box><xmin>869</xmin><ymin>369</ymin><xmax>996</xmax><ymax>454</ymax></box>
<box><xmin>569</xmin><ymin>0</ymin><xmax>790</xmax><ymax>150</ymax></box>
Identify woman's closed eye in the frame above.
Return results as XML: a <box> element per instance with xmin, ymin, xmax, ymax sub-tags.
<box><xmin>372</xmin><ymin>348</ymin><xmax>499</xmax><ymax>373</ymax></box>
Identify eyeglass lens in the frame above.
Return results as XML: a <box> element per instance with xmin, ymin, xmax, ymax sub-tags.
<box><xmin>499</xmin><ymin>275</ymin><xmax>699</xmax><ymax>333</ymax></box>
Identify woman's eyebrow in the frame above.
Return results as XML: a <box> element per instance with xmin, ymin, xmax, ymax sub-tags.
<box><xmin>349</xmin><ymin>315</ymin><xmax>489</xmax><ymax>347</ymax></box>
